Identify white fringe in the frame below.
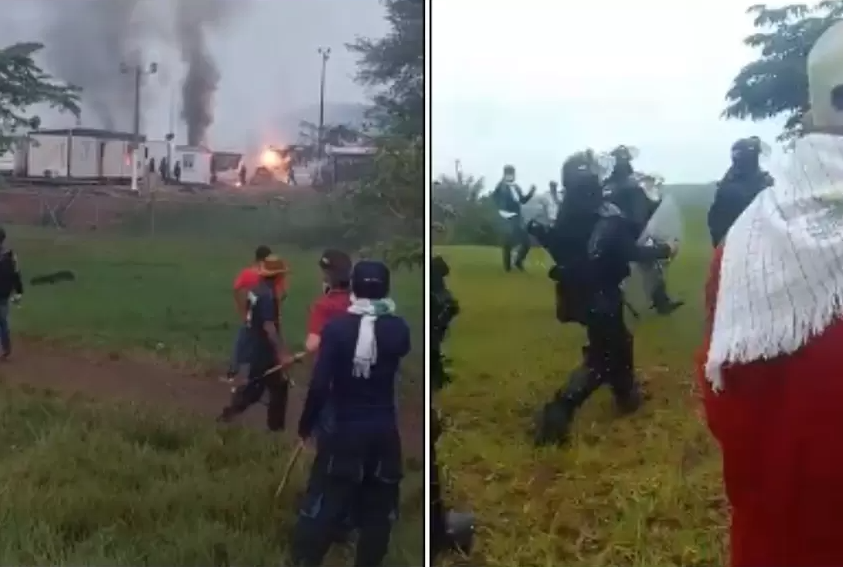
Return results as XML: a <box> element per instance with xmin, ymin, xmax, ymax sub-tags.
<box><xmin>705</xmin><ymin>134</ymin><xmax>843</xmax><ymax>391</ymax></box>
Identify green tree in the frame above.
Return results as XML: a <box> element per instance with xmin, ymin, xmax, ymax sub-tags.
<box><xmin>347</xmin><ymin>0</ymin><xmax>424</xmax><ymax>139</ymax></box>
<box><xmin>0</xmin><ymin>42</ymin><xmax>81</xmax><ymax>154</ymax></box>
<box><xmin>723</xmin><ymin>1</ymin><xmax>843</xmax><ymax>140</ymax></box>
<box><xmin>342</xmin><ymin>0</ymin><xmax>424</xmax><ymax>268</ymax></box>
<box><xmin>433</xmin><ymin>171</ymin><xmax>502</xmax><ymax>246</ymax></box>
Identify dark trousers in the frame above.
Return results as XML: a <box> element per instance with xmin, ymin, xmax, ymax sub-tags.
<box><xmin>218</xmin><ymin>352</ymin><xmax>288</xmax><ymax>431</ymax></box>
<box><xmin>430</xmin><ymin>442</ymin><xmax>448</xmax><ymax>555</ymax></box>
<box><xmin>0</xmin><ymin>301</ymin><xmax>11</xmax><ymax>355</ymax></box>
<box><xmin>290</xmin><ymin>428</ymin><xmax>402</xmax><ymax>567</ymax></box>
<box><xmin>560</xmin><ymin>296</ymin><xmax>637</xmax><ymax>408</ymax></box>
<box><xmin>502</xmin><ymin>215</ymin><xmax>531</xmax><ymax>270</ymax></box>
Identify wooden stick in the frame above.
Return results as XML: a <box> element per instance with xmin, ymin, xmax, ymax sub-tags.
<box><xmin>263</xmin><ymin>351</ymin><xmax>307</xmax><ymax>376</ymax></box>
<box><xmin>275</xmin><ymin>440</ymin><xmax>305</xmax><ymax>498</ymax></box>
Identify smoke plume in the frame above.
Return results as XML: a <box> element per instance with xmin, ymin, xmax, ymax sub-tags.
<box><xmin>41</xmin><ymin>0</ymin><xmax>146</xmax><ymax>131</ymax></box>
<box><xmin>174</xmin><ymin>1</ymin><xmax>235</xmax><ymax>146</ymax></box>
<box><xmin>39</xmin><ymin>0</ymin><xmax>242</xmax><ymax>143</ymax></box>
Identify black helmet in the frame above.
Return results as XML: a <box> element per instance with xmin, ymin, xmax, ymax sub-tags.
<box><xmin>610</xmin><ymin>145</ymin><xmax>635</xmax><ymax>162</ymax></box>
<box><xmin>562</xmin><ymin>150</ymin><xmax>601</xmax><ymax>189</ymax></box>
<box><xmin>731</xmin><ymin>136</ymin><xmax>762</xmax><ymax>157</ymax></box>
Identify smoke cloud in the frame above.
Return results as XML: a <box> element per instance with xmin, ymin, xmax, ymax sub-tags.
<box><xmin>39</xmin><ymin>0</ymin><xmax>243</xmax><ymax>143</ymax></box>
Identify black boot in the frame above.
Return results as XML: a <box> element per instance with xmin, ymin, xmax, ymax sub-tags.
<box><xmin>613</xmin><ymin>380</ymin><xmax>643</xmax><ymax>415</ymax></box>
<box><xmin>651</xmin><ymin>283</ymin><xmax>684</xmax><ymax>315</ymax></box>
<box><xmin>533</xmin><ymin>365</ymin><xmax>600</xmax><ymax>446</ymax></box>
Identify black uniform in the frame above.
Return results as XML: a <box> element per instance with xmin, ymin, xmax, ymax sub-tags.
<box><xmin>217</xmin><ymin>280</ymin><xmax>289</xmax><ymax>431</ymax></box>
<box><xmin>603</xmin><ymin>156</ymin><xmax>682</xmax><ymax>315</ymax></box>
<box><xmin>430</xmin><ymin>256</ymin><xmax>475</xmax><ymax>559</ymax></box>
<box><xmin>529</xmin><ymin>152</ymin><xmax>672</xmax><ymax>445</ymax></box>
<box><xmin>0</xmin><ymin>243</ymin><xmax>23</xmax><ymax>357</ymax></box>
<box><xmin>290</xmin><ymin>261</ymin><xmax>410</xmax><ymax>567</ymax></box>
<box><xmin>708</xmin><ymin>137</ymin><xmax>773</xmax><ymax>247</ymax></box>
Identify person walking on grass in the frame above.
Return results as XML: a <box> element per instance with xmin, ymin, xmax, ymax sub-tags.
<box><xmin>493</xmin><ymin>164</ymin><xmax>536</xmax><ymax>272</ymax></box>
<box><xmin>290</xmin><ymin>260</ymin><xmax>411</xmax><ymax>567</ymax></box>
<box><xmin>0</xmin><ymin>227</ymin><xmax>23</xmax><ymax>360</ymax></box>
<box><xmin>224</xmin><ymin>245</ymin><xmax>287</xmax><ymax>382</ymax></box>
<box><xmin>697</xmin><ymin>20</ymin><xmax>843</xmax><ymax>567</ymax></box>
<box><xmin>217</xmin><ymin>255</ymin><xmax>295</xmax><ymax>431</ymax></box>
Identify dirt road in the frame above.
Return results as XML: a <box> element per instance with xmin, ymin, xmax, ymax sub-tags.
<box><xmin>0</xmin><ymin>338</ymin><xmax>425</xmax><ymax>458</ymax></box>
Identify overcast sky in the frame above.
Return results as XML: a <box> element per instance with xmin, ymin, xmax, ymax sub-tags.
<box><xmin>432</xmin><ymin>0</ymin><xmax>788</xmax><ymax>186</ymax></box>
<box><xmin>3</xmin><ymin>0</ymin><xmax>386</xmax><ymax>152</ymax></box>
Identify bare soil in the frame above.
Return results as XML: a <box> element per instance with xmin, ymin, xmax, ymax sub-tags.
<box><xmin>0</xmin><ymin>337</ymin><xmax>425</xmax><ymax>458</ymax></box>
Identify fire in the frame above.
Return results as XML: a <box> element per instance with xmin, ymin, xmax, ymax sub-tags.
<box><xmin>260</xmin><ymin>148</ymin><xmax>282</xmax><ymax>168</ymax></box>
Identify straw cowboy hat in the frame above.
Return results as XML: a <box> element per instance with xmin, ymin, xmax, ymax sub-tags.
<box><xmin>257</xmin><ymin>255</ymin><xmax>288</xmax><ymax>277</ymax></box>
<box><xmin>805</xmin><ymin>19</ymin><xmax>843</xmax><ymax>131</ymax></box>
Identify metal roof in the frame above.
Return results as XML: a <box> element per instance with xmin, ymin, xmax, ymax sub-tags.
<box><xmin>32</xmin><ymin>128</ymin><xmax>145</xmax><ymax>142</ymax></box>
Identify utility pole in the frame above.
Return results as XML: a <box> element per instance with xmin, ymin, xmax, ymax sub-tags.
<box><xmin>120</xmin><ymin>61</ymin><xmax>157</xmax><ymax>192</ymax></box>
<box><xmin>317</xmin><ymin>47</ymin><xmax>331</xmax><ymax>161</ymax></box>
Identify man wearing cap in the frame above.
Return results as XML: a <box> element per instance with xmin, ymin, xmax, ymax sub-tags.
<box><xmin>225</xmin><ymin>245</ymin><xmax>288</xmax><ymax>382</ymax></box>
<box><xmin>217</xmin><ymin>254</ymin><xmax>293</xmax><ymax>430</ymax></box>
<box><xmin>707</xmin><ymin>136</ymin><xmax>774</xmax><ymax>248</ymax></box>
<box><xmin>492</xmin><ymin>165</ymin><xmax>536</xmax><ymax>272</ymax></box>
<box><xmin>305</xmin><ymin>249</ymin><xmax>353</xmax><ymax>354</ymax></box>
<box><xmin>697</xmin><ymin>20</ymin><xmax>843</xmax><ymax>566</ymax></box>
<box><xmin>290</xmin><ymin>260</ymin><xmax>411</xmax><ymax>567</ymax></box>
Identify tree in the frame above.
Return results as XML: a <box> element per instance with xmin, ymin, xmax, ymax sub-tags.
<box><xmin>432</xmin><ymin>171</ymin><xmax>501</xmax><ymax>246</ymax></box>
<box><xmin>723</xmin><ymin>1</ymin><xmax>843</xmax><ymax>140</ymax></box>
<box><xmin>342</xmin><ymin>0</ymin><xmax>424</xmax><ymax>268</ymax></box>
<box><xmin>0</xmin><ymin>42</ymin><xmax>81</xmax><ymax>154</ymax></box>
<box><xmin>347</xmin><ymin>0</ymin><xmax>424</xmax><ymax>139</ymax></box>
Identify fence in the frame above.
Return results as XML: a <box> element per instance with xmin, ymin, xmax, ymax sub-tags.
<box><xmin>0</xmin><ymin>183</ymin><xmax>358</xmax><ymax>248</ymax></box>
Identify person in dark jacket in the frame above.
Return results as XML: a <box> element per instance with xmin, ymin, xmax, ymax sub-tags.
<box><xmin>604</xmin><ymin>145</ymin><xmax>683</xmax><ymax>315</ymax></box>
<box><xmin>528</xmin><ymin>150</ymin><xmax>676</xmax><ymax>445</ymax></box>
<box><xmin>707</xmin><ymin>136</ymin><xmax>774</xmax><ymax>247</ymax></box>
<box><xmin>0</xmin><ymin>227</ymin><xmax>23</xmax><ymax>360</ymax></box>
<box><xmin>290</xmin><ymin>260</ymin><xmax>411</xmax><ymax>567</ymax></box>
<box><xmin>217</xmin><ymin>255</ymin><xmax>294</xmax><ymax>430</ymax></box>
<box><xmin>492</xmin><ymin>165</ymin><xmax>536</xmax><ymax>272</ymax></box>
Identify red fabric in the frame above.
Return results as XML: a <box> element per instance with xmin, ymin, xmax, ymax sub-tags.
<box><xmin>233</xmin><ymin>266</ymin><xmax>287</xmax><ymax>320</ymax></box>
<box><xmin>306</xmin><ymin>289</ymin><xmax>351</xmax><ymax>336</ymax></box>
<box><xmin>697</xmin><ymin>245</ymin><xmax>843</xmax><ymax>567</ymax></box>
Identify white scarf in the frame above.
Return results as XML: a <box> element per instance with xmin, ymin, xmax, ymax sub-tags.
<box><xmin>347</xmin><ymin>295</ymin><xmax>396</xmax><ymax>379</ymax></box>
<box><xmin>706</xmin><ymin>133</ymin><xmax>843</xmax><ymax>391</ymax></box>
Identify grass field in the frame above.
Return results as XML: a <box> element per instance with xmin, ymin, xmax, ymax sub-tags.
<box><xmin>0</xmin><ymin>224</ymin><xmax>425</xmax><ymax>566</ymax></box>
<box><xmin>435</xmin><ymin>212</ymin><xmax>727</xmax><ymax>566</ymax></box>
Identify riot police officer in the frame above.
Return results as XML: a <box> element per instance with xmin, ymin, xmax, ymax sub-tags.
<box><xmin>528</xmin><ymin>150</ymin><xmax>676</xmax><ymax>446</ymax></box>
<box><xmin>708</xmin><ymin>136</ymin><xmax>774</xmax><ymax>247</ymax></box>
<box><xmin>430</xmin><ymin>255</ymin><xmax>475</xmax><ymax>558</ymax></box>
<box><xmin>603</xmin><ymin>145</ymin><xmax>683</xmax><ymax>315</ymax></box>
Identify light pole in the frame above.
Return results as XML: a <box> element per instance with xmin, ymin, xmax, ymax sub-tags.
<box><xmin>120</xmin><ymin>61</ymin><xmax>157</xmax><ymax>192</ymax></box>
<box><xmin>317</xmin><ymin>47</ymin><xmax>331</xmax><ymax>161</ymax></box>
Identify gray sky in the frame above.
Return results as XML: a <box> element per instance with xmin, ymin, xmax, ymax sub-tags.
<box><xmin>432</xmin><ymin>0</ymin><xmax>788</xmax><ymax>186</ymax></box>
<box><xmin>3</xmin><ymin>0</ymin><xmax>387</xmax><ymax>152</ymax></box>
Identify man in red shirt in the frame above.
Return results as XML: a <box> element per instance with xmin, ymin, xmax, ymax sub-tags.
<box><xmin>304</xmin><ymin>249</ymin><xmax>352</xmax><ymax>353</ymax></box>
<box><xmin>226</xmin><ymin>245</ymin><xmax>288</xmax><ymax>380</ymax></box>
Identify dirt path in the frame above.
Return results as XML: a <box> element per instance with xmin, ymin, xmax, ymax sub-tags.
<box><xmin>0</xmin><ymin>338</ymin><xmax>424</xmax><ymax>459</ymax></box>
